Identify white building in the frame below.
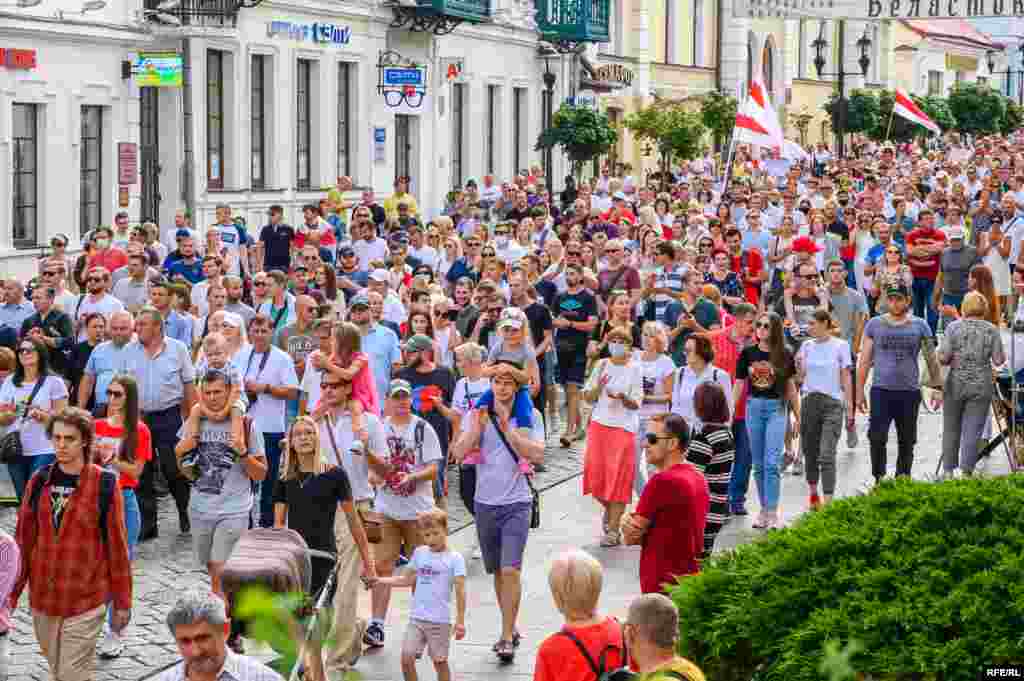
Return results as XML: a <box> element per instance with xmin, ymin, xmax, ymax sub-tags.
<box><xmin>0</xmin><ymin>0</ymin><xmax>552</xmax><ymax>278</ymax></box>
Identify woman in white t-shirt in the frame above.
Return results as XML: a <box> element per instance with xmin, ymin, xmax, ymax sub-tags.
<box><xmin>0</xmin><ymin>337</ymin><xmax>69</xmax><ymax>501</ymax></box>
<box><xmin>795</xmin><ymin>309</ymin><xmax>853</xmax><ymax>511</ymax></box>
<box><xmin>632</xmin><ymin>322</ymin><xmax>675</xmax><ymax>498</ymax></box>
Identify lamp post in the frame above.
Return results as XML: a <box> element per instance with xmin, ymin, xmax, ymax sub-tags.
<box><xmin>543</xmin><ymin>53</ymin><xmax>557</xmax><ymax>199</ymax></box>
<box><xmin>986</xmin><ymin>47</ymin><xmax>1024</xmax><ymax>106</ymax></box>
<box><xmin>812</xmin><ymin>21</ymin><xmax>871</xmax><ymax>159</ymax></box>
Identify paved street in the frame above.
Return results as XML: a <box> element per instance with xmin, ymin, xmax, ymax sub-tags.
<box><xmin>0</xmin><ymin>406</ymin><xmax>1014</xmax><ymax>681</ymax></box>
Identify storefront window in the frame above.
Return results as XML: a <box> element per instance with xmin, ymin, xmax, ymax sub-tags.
<box><xmin>80</xmin><ymin>106</ymin><xmax>103</xmax><ymax>236</ymax></box>
<box><xmin>13</xmin><ymin>103</ymin><xmax>39</xmax><ymax>247</ymax></box>
<box><xmin>297</xmin><ymin>59</ymin><xmax>312</xmax><ymax>189</ymax></box>
<box><xmin>451</xmin><ymin>82</ymin><xmax>465</xmax><ymax>190</ymax></box>
<box><xmin>207</xmin><ymin>50</ymin><xmax>225</xmax><ymax>189</ymax></box>
<box><xmin>251</xmin><ymin>55</ymin><xmax>267</xmax><ymax>189</ymax></box>
<box><xmin>338</xmin><ymin>62</ymin><xmax>352</xmax><ymax>179</ymax></box>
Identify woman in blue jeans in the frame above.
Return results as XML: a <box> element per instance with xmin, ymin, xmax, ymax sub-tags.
<box><xmin>93</xmin><ymin>373</ymin><xmax>150</xmax><ymax>659</ymax></box>
<box><xmin>734</xmin><ymin>312</ymin><xmax>798</xmax><ymax>530</ymax></box>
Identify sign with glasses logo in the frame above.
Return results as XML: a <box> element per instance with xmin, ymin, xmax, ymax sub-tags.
<box><xmin>377</xmin><ymin>50</ymin><xmax>427</xmax><ymax>108</ymax></box>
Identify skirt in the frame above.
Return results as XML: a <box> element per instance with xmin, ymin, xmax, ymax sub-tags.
<box><xmin>582</xmin><ymin>421</ymin><xmax>636</xmax><ymax>504</ymax></box>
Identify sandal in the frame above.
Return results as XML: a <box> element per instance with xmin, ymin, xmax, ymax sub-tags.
<box><xmin>602</xmin><ymin>508</ymin><xmax>609</xmax><ymax>534</ymax></box>
<box><xmin>600</xmin><ymin>530</ymin><xmax>621</xmax><ymax>547</ymax></box>
<box><xmin>512</xmin><ymin>630</ymin><xmax>522</xmax><ymax>648</ymax></box>
<box><xmin>495</xmin><ymin>639</ymin><xmax>516</xmax><ymax>662</ymax></box>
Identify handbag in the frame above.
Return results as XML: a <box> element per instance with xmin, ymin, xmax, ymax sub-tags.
<box><xmin>323</xmin><ymin>413</ymin><xmax>383</xmax><ymax>544</ymax></box>
<box><xmin>487</xmin><ymin>405</ymin><xmax>540</xmax><ymax>530</ymax></box>
<box><xmin>0</xmin><ymin>378</ymin><xmax>47</xmax><ymax>464</ymax></box>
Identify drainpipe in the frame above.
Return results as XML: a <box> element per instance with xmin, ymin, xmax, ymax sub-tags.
<box><xmin>715</xmin><ymin>0</ymin><xmax>723</xmax><ymax>91</ymax></box>
<box><xmin>182</xmin><ymin>36</ymin><xmax>196</xmax><ymax>219</ymax></box>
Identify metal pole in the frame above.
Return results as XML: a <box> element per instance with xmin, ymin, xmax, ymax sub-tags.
<box><xmin>836</xmin><ymin>20</ymin><xmax>846</xmax><ymax>160</ymax></box>
<box><xmin>182</xmin><ymin>37</ymin><xmax>195</xmax><ymax>221</ymax></box>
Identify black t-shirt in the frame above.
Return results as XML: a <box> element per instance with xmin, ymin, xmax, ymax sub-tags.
<box><xmin>736</xmin><ymin>345</ymin><xmax>795</xmax><ymax>400</ymax></box>
<box><xmin>774</xmin><ymin>293</ymin><xmax>826</xmax><ymax>342</ymax></box>
<box><xmin>397</xmin><ymin>366</ymin><xmax>457</xmax><ymax>457</ymax></box>
<box><xmin>48</xmin><ymin>467</ymin><xmax>78</xmax><ymax>532</ymax></box>
<box><xmin>827</xmin><ymin>220</ymin><xmax>850</xmax><ymax>242</ymax></box>
<box><xmin>534</xmin><ymin>280</ymin><xmax>558</xmax><ymax>309</ymax></box>
<box><xmin>553</xmin><ymin>289</ymin><xmax>598</xmax><ymax>353</ymax></box>
<box><xmin>273</xmin><ymin>467</ymin><xmax>352</xmax><ymax>551</ymax></box>
<box><xmin>259</xmin><ymin>223</ymin><xmax>296</xmax><ymax>271</ymax></box>
<box><xmin>523</xmin><ymin>302</ymin><xmax>553</xmax><ymax>358</ymax></box>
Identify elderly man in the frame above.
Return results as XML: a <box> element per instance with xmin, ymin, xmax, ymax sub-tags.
<box><xmin>79</xmin><ymin>311</ymin><xmax>136</xmax><ymax>417</ymax></box>
<box><xmin>155</xmin><ymin>590</ymin><xmax>283</xmax><ymax>681</ymax></box>
<box><xmin>0</xmin><ymin>279</ymin><xmax>35</xmax><ymax>345</ymax></box>
<box><xmin>367</xmin><ymin>269</ymin><xmax>407</xmax><ymax>326</ymax></box>
<box><xmin>624</xmin><ymin>594</ymin><xmax>706</xmax><ymax>680</ymax></box>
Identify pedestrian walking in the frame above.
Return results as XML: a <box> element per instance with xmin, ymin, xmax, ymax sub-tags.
<box><xmin>685</xmin><ymin>382</ymin><xmax>734</xmax><ymax>559</ymax></box>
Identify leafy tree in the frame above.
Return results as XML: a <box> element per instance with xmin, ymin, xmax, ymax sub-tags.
<box><xmin>823</xmin><ymin>88</ymin><xmax>880</xmax><ymax>136</ymax></box>
<box><xmin>535</xmin><ymin>104</ymin><xmax>617</xmax><ymax>179</ymax></box>
<box><xmin>699</xmin><ymin>91</ymin><xmax>738</xmax><ymax>151</ymax></box>
<box><xmin>1001</xmin><ymin>100</ymin><xmax>1024</xmax><ymax>135</ymax></box>
<box><xmin>872</xmin><ymin>90</ymin><xmax>954</xmax><ymax>142</ymax></box>
<box><xmin>624</xmin><ymin>102</ymin><xmax>706</xmax><ymax>190</ymax></box>
<box><xmin>947</xmin><ymin>82</ymin><xmax>1006</xmax><ymax>135</ymax></box>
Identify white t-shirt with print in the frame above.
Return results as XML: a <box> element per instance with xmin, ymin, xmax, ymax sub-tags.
<box><xmin>374</xmin><ymin>416</ymin><xmax>444</xmax><ymax>521</ymax></box>
<box><xmin>633</xmin><ymin>352</ymin><xmax>676</xmax><ymax>419</ymax></box>
<box><xmin>0</xmin><ymin>375</ymin><xmax>69</xmax><ymax>456</ymax></box>
<box><xmin>409</xmin><ymin>545</ymin><xmax>467</xmax><ymax>624</ymax></box>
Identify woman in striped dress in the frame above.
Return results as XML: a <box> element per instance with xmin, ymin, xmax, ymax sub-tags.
<box><xmin>686</xmin><ymin>382</ymin><xmax>735</xmax><ymax>560</ymax></box>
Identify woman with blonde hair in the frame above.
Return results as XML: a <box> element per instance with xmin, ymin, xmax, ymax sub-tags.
<box><xmin>533</xmin><ymin>550</ymin><xmax>625</xmax><ymax>681</ymax></box>
<box><xmin>938</xmin><ymin>290</ymin><xmax>1005</xmax><ymax>477</ymax></box>
<box><xmin>274</xmin><ymin>414</ymin><xmax>376</xmax><ymax>681</ymax></box>
<box><xmin>633</xmin><ymin>321</ymin><xmax>675</xmax><ymax>497</ymax></box>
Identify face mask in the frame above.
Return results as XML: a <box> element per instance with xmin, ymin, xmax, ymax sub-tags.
<box><xmin>495</xmin><ymin>236</ymin><xmax>508</xmax><ymax>247</ymax></box>
<box><xmin>96</xmin><ymin>238</ymin><xmax>110</xmax><ymax>249</ymax></box>
<box><xmin>608</xmin><ymin>342</ymin><xmax>627</xmax><ymax>358</ymax></box>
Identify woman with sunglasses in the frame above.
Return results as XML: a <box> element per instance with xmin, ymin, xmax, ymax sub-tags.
<box><xmin>0</xmin><ymin>337</ymin><xmax>68</xmax><ymax>501</ymax></box>
<box><xmin>871</xmin><ymin>244</ymin><xmax>912</xmax><ymax>314</ymax></box>
<box><xmin>734</xmin><ymin>312</ymin><xmax>798</xmax><ymax>530</ymax></box>
<box><xmin>68</xmin><ymin>312</ymin><xmax>106</xmax><ymax>411</ymax></box>
<box><xmin>92</xmin><ymin>373</ymin><xmax>150</xmax><ymax>658</ymax></box>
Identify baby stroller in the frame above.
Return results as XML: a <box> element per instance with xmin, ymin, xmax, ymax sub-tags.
<box><xmin>981</xmin><ymin>368</ymin><xmax>1024</xmax><ymax>473</ymax></box>
<box><xmin>221</xmin><ymin>527</ymin><xmax>339</xmax><ymax>681</ymax></box>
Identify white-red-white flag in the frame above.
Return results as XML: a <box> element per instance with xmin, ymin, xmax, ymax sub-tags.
<box><xmin>734</xmin><ymin>78</ymin><xmax>784</xmax><ymax>148</ymax></box>
<box><xmin>893</xmin><ymin>88</ymin><xmax>940</xmax><ymax>135</ymax></box>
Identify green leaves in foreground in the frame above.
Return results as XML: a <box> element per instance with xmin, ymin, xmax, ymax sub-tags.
<box><xmin>667</xmin><ymin>476</ymin><xmax>1024</xmax><ymax>681</ymax></box>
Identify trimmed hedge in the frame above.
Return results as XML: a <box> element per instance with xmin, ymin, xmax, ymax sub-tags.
<box><xmin>668</xmin><ymin>476</ymin><xmax>1024</xmax><ymax>681</ymax></box>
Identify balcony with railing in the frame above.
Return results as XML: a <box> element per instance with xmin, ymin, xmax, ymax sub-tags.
<box><xmin>386</xmin><ymin>0</ymin><xmax>490</xmax><ymax>35</ymax></box>
<box><xmin>142</xmin><ymin>0</ymin><xmax>263</xmax><ymax>28</ymax></box>
<box><xmin>535</xmin><ymin>0</ymin><xmax>609</xmax><ymax>49</ymax></box>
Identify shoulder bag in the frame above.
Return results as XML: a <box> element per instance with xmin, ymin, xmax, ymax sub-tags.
<box><xmin>323</xmin><ymin>413</ymin><xmax>383</xmax><ymax>543</ymax></box>
<box><xmin>486</xmin><ymin>405</ymin><xmax>540</xmax><ymax>529</ymax></box>
<box><xmin>0</xmin><ymin>378</ymin><xmax>47</xmax><ymax>463</ymax></box>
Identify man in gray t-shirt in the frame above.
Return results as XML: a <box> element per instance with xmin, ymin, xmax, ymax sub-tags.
<box><xmin>857</xmin><ymin>283</ymin><xmax>940</xmax><ymax>483</ymax></box>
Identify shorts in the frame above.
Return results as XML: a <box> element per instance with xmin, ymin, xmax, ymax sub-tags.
<box><xmin>474</xmin><ymin>501</ymin><xmax>531</xmax><ymax>574</ymax></box>
<box><xmin>190</xmin><ymin>511</ymin><xmax>248</xmax><ymax>565</ymax></box>
<box><xmin>556</xmin><ymin>349</ymin><xmax>587</xmax><ymax>386</ymax></box>
<box><xmin>377</xmin><ymin>515</ymin><xmax>424</xmax><ymax>563</ymax></box>
<box><xmin>401</xmin><ymin>618</ymin><xmax>452</xmax><ymax>662</ymax></box>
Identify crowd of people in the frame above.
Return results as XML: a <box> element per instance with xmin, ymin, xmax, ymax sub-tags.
<box><xmin>1</xmin><ymin>129</ymin><xmax>1023</xmax><ymax>681</ymax></box>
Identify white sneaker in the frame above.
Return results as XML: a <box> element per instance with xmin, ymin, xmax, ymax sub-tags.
<box><xmin>98</xmin><ymin>628</ymin><xmax>124</xmax><ymax>659</ymax></box>
<box><xmin>790</xmin><ymin>456</ymin><xmax>804</xmax><ymax>476</ymax></box>
<box><xmin>472</xmin><ymin>546</ymin><xmax>482</xmax><ymax>560</ymax></box>
<box><xmin>846</xmin><ymin>427</ymin><xmax>859</xmax><ymax>449</ymax></box>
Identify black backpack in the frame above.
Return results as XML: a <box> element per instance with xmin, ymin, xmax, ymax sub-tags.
<box><xmin>28</xmin><ymin>464</ymin><xmax>116</xmax><ymax>544</ymax></box>
<box><xmin>557</xmin><ymin>627</ymin><xmax>634</xmax><ymax>681</ymax></box>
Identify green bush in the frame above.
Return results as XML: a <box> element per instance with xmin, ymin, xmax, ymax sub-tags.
<box><xmin>668</xmin><ymin>476</ymin><xmax>1024</xmax><ymax>681</ymax></box>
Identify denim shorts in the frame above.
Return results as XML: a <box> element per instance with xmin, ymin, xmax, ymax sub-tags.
<box><xmin>474</xmin><ymin>501</ymin><xmax>531</xmax><ymax>574</ymax></box>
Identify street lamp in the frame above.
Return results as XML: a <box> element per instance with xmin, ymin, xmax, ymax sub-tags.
<box><xmin>986</xmin><ymin>47</ymin><xmax>1024</xmax><ymax>106</ymax></box>
<box><xmin>542</xmin><ymin>51</ymin><xmax>557</xmax><ymax>199</ymax></box>
<box><xmin>813</xmin><ymin>21</ymin><xmax>871</xmax><ymax>159</ymax></box>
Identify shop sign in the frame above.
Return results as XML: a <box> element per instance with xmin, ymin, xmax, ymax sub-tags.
<box><xmin>118</xmin><ymin>143</ymin><xmax>138</xmax><ymax>185</ymax></box>
<box><xmin>593</xmin><ymin>63</ymin><xmax>633</xmax><ymax>87</ymax></box>
<box><xmin>266</xmin><ymin>21</ymin><xmax>351</xmax><ymax>45</ymax></box>
<box><xmin>373</xmin><ymin>127</ymin><xmax>386</xmax><ymax>164</ymax></box>
<box><xmin>0</xmin><ymin>48</ymin><xmax>37</xmax><ymax>70</ymax></box>
<box><xmin>384</xmin><ymin>67</ymin><xmax>424</xmax><ymax>86</ymax></box>
<box><xmin>566</xmin><ymin>91</ymin><xmax>598</xmax><ymax>109</ymax></box>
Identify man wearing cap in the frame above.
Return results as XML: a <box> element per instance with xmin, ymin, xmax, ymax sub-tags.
<box><xmin>397</xmin><ymin>334</ymin><xmax>457</xmax><ymax>503</ymax></box>
<box><xmin>257</xmin><ymin>205</ymin><xmax>295</xmax><ymax>273</ymax></box>
<box><xmin>165</xmin><ymin>236</ymin><xmax>205</xmax><ymax>286</ymax></box>
<box><xmin>364</xmin><ymin>377</ymin><xmax>443</xmax><ymax>649</ymax></box>
<box><xmin>367</xmin><ymin>269</ymin><xmax>407</xmax><ymax>326</ymax></box>
<box><xmin>857</xmin><ymin>283</ymin><xmax>940</xmax><ymax>484</ymax></box>
<box><xmin>451</xmin><ymin>360</ymin><xmax>544</xmax><ymax>663</ymax></box>
<box><xmin>336</xmin><ymin>244</ymin><xmax>369</xmax><ymax>303</ymax></box>
<box><xmin>600</xmin><ymin>192</ymin><xmax>637</xmax><ymax>226</ymax></box>
<box><xmin>933</xmin><ymin>226</ymin><xmax>981</xmax><ymax>326</ymax></box>
<box><xmin>346</xmin><ymin>293</ymin><xmax>402</xmax><ymax>404</ymax></box>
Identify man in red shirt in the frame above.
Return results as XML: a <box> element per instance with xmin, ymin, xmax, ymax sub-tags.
<box><xmin>725</xmin><ymin>228</ymin><xmax>765</xmax><ymax>305</ymax></box>
<box><xmin>905</xmin><ymin>209</ymin><xmax>946</xmax><ymax>335</ymax></box>
<box><xmin>88</xmin><ymin>226</ymin><xmax>129</xmax><ymax>275</ymax></box>
<box><xmin>622</xmin><ymin>414</ymin><xmax>709</xmax><ymax>594</ymax></box>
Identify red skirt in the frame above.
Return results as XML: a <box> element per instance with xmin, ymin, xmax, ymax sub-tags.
<box><xmin>582</xmin><ymin>422</ymin><xmax>636</xmax><ymax>504</ymax></box>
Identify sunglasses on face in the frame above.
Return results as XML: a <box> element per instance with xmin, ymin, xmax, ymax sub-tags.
<box><xmin>482</xmin><ymin>251</ymin><xmax>496</xmax><ymax>257</ymax></box>
<box><xmin>645</xmin><ymin>432</ymin><xmax>675</xmax><ymax>445</ymax></box>
<box><xmin>254</xmin><ymin>282</ymin><xmax>267</xmax><ymax>287</ymax></box>
<box><xmin>566</xmin><ymin>251</ymin><xmax>582</xmax><ymax>257</ymax></box>
<box><xmin>756</xmin><ymin>321</ymin><xmax>772</xmax><ymax>329</ymax></box>
<box><xmin>108</xmin><ymin>389</ymin><xmax>125</xmax><ymax>398</ymax></box>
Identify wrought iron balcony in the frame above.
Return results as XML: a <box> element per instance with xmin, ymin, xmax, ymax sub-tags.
<box><xmin>536</xmin><ymin>0</ymin><xmax>609</xmax><ymax>51</ymax></box>
<box><xmin>142</xmin><ymin>0</ymin><xmax>264</xmax><ymax>28</ymax></box>
<box><xmin>386</xmin><ymin>0</ymin><xmax>490</xmax><ymax>35</ymax></box>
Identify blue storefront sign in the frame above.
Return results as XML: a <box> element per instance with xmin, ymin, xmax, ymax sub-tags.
<box><xmin>266</xmin><ymin>20</ymin><xmax>352</xmax><ymax>45</ymax></box>
<box><xmin>383</xmin><ymin>67</ymin><xmax>424</xmax><ymax>86</ymax></box>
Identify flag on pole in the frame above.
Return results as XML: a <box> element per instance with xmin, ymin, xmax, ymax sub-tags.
<box><xmin>734</xmin><ymin>78</ymin><xmax>784</xmax><ymax>148</ymax></box>
<box><xmin>893</xmin><ymin>88</ymin><xmax>941</xmax><ymax>135</ymax></box>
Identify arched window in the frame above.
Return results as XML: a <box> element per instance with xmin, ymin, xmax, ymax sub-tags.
<box><xmin>762</xmin><ymin>40</ymin><xmax>774</xmax><ymax>94</ymax></box>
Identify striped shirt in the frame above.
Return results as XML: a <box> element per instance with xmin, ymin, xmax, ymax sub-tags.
<box><xmin>687</xmin><ymin>424</ymin><xmax>735</xmax><ymax>559</ymax></box>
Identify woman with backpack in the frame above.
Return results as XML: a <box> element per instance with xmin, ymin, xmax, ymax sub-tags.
<box><xmin>92</xmin><ymin>373</ymin><xmax>152</xmax><ymax>659</ymax></box>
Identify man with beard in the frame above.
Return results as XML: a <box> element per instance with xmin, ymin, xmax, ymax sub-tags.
<box><xmin>336</xmin><ymin>245</ymin><xmax>369</xmax><ymax>304</ymax></box>
<box><xmin>221</xmin><ymin>275</ymin><xmax>255</xmax><ymax>327</ymax></box>
<box><xmin>72</xmin><ymin>267</ymin><xmax>125</xmax><ymax>341</ymax></box>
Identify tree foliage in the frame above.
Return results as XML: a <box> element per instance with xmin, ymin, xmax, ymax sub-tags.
<box><xmin>535</xmin><ymin>104</ymin><xmax>618</xmax><ymax>178</ymax></box>
<box><xmin>668</xmin><ymin>476</ymin><xmax>1024</xmax><ymax>681</ymax></box>
<box><xmin>1001</xmin><ymin>100</ymin><xmax>1024</xmax><ymax>135</ymax></box>
<box><xmin>624</xmin><ymin>102</ymin><xmax>706</xmax><ymax>188</ymax></box>
<box><xmin>947</xmin><ymin>82</ymin><xmax>1007</xmax><ymax>135</ymax></box>
<box><xmin>699</xmin><ymin>91</ymin><xmax>738</xmax><ymax>150</ymax></box>
<box><xmin>823</xmin><ymin>88</ymin><xmax>880</xmax><ymax>136</ymax></box>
